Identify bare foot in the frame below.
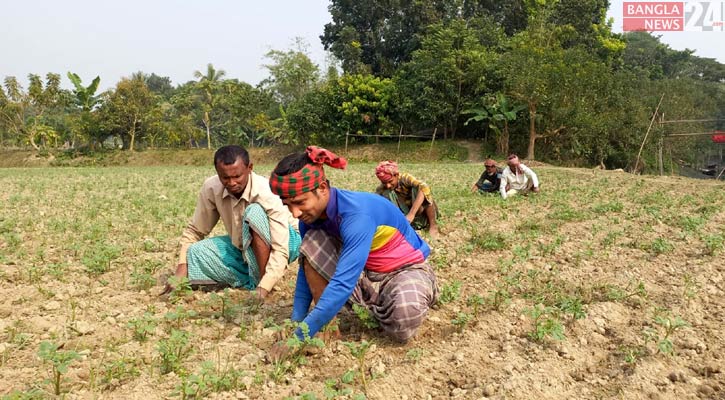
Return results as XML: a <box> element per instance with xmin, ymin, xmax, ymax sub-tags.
<box><xmin>428</xmin><ymin>226</ymin><xmax>440</xmax><ymax>240</ymax></box>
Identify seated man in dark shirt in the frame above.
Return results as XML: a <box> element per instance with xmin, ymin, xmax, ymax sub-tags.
<box><xmin>471</xmin><ymin>159</ymin><xmax>502</xmax><ymax>194</ymax></box>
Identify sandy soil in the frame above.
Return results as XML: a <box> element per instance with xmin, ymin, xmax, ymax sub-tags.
<box><xmin>0</xmin><ymin>163</ymin><xmax>723</xmax><ymax>400</ymax></box>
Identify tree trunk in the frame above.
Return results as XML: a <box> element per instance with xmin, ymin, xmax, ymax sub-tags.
<box><xmin>129</xmin><ymin>115</ymin><xmax>137</xmax><ymax>151</ymax></box>
<box><xmin>526</xmin><ymin>102</ymin><xmax>537</xmax><ymax>160</ymax></box>
<box><xmin>204</xmin><ymin>112</ymin><xmax>212</xmax><ymax>149</ymax></box>
<box><xmin>29</xmin><ymin>134</ymin><xmax>40</xmax><ymax>151</ymax></box>
<box><xmin>502</xmin><ymin>120</ymin><xmax>510</xmax><ymax>156</ymax></box>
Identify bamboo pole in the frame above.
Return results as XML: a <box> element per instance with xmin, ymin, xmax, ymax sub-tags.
<box><xmin>634</xmin><ymin>93</ymin><xmax>665</xmax><ymax>173</ymax></box>
<box><xmin>396</xmin><ymin>125</ymin><xmax>403</xmax><ymax>154</ymax></box>
<box><xmin>429</xmin><ymin>127</ymin><xmax>437</xmax><ymax>156</ymax></box>
<box><xmin>659</xmin><ymin>118</ymin><xmax>725</xmax><ymax>124</ymax></box>
<box><xmin>665</xmin><ymin>132</ymin><xmax>721</xmax><ymax>137</ymax></box>
<box><xmin>658</xmin><ymin>137</ymin><xmax>664</xmax><ymax>176</ymax></box>
<box><xmin>716</xmin><ymin>167</ymin><xmax>725</xmax><ymax>180</ymax></box>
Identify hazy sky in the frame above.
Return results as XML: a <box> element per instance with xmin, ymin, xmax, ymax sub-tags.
<box><xmin>2</xmin><ymin>0</ymin><xmax>723</xmax><ymax>92</ymax></box>
<box><xmin>1</xmin><ymin>0</ymin><xmax>332</xmax><ymax>91</ymax></box>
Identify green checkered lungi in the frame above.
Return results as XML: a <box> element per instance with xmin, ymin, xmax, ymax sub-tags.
<box><xmin>187</xmin><ymin>203</ymin><xmax>301</xmax><ymax>289</ymax></box>
<box><xmin>379</xmin><ymin>187</ymin><xmax>438</xmax><ymax>230</ymax></box>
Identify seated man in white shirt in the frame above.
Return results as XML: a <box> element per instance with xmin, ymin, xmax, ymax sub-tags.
<box><xmin>499</xmin><ymin>154</ymin><xmax>541</xmax><ymax>199</ymax></box>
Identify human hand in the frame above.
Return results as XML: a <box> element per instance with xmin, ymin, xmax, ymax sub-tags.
<box><xmin>160</xmin><ymin>283</ymin><xmax>174</xmax><ymax>296</ymax></box>
<box><xmin>268</xmin><ymin>340</ymin><xmax>291</xmax><ymax>363</ymax></box>
<box><xmin>256</xmin><ymin>287</ymin><xmax>269</xmax><ymax>301</ymax></box>
<box><xmin>406</xmin><ymin>213</ymin><xmax>415</xmax><ymax>223</ymax></box>
<box><xmin>159</xmin><ymin>263</ymin><xmax>188</xmax><ymax>296</ymax></box>
<box><xmin>532</xmin><ymin>186</ymin><xmax>540</xmax><ymax>193</ymax></box>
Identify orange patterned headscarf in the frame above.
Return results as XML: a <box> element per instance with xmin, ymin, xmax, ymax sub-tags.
<box><xmin>375</xmin><ymin>160</ymin><xmax>399</xmax><ymax>183</ymax></box>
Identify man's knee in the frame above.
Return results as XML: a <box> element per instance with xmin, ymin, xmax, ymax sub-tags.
<box><xmin>303</xmin><ymin>258</ymin><xmax>327</xmax><ymax>301</ymax></box>
<box><xmin>386</xmin><ymin>302</ymin><xmax>428</xmax><ymax>342</ymax></box>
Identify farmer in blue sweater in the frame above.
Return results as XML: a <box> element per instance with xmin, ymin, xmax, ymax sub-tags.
<box><xmin>267</xmin><ymin>147</ymin><xmax>438</xmax><ymax>359</ymax></box>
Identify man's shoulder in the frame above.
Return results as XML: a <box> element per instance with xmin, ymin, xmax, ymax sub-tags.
<box><xmin>399</xmin><ymin>172</ymin><xmax>417</xmax><ymax>181</ymax></box>
<box><xmin>248</xmin><ymin>171</ymin><xmax>272</xmax><ymax>193</ymax></box>
<box><xmin>337</xmin><ymin>189</ymin><xmax>395</xmax><ymax>215</ymax></box>
<box><xmin>201</xmin><ymin>175</ymin><xmax>223</xmax><ymax>190</ymax></box>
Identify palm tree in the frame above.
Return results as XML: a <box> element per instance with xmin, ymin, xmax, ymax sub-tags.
<box><xmin>193</xmin><ymin>64</ymin><xmax>226</xmax><ymax>149</ymax></box>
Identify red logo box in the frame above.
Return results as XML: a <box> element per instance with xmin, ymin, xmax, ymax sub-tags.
<box><xmin>623</xmin><ymin>2</ymin><xmax>684</xmax><ymax>31</ymax></box>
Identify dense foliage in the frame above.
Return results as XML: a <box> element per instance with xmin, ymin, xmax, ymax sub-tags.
<box><xmin>1</xmin><ymin>0</ymin><xmax>723</xmax><ymax>170</ymax></box>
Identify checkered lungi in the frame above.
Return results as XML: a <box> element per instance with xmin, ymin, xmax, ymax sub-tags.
<box><xmin>187</xmin><ymin>203</ymin><xmax>301</xmax><ymax>289</ymax></box>
<box><xmin>300</xmin><ymin>229</ymin><xmax>438</xmax><ymax>342</ymax></box>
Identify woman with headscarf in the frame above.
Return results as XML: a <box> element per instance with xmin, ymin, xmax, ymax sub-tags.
<box><xmin>374</xmin><ymin>160</ymin><xmax>439</xmax><ymax>238</ymax></box>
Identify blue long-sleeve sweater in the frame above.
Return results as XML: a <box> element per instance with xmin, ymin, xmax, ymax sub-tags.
<box><xmin>291</xmin><ymin>188</ymin><xmax>430</xmax><ymax>338</ymax></box>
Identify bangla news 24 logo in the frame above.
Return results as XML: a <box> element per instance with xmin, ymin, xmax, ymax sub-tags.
<box><xmin>623</xmin><ymin>1</ymin><xmax>725</xmax><ymax>31</ymax></box>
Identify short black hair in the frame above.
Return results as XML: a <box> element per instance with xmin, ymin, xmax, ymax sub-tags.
<box><xmin>214</xmin><ymin>145</ymin><xmax>249</xmax><ymax>166</ymax></box>
<box><xmin>272</xmin><ymin>152</ymin><xmax>311</xmax><ymax>176</ymax></box>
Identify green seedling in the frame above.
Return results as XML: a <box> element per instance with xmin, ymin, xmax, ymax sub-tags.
<box><xmin>343</xmin><ymin>340</ymin><xmax>373</xmax><ymax>394</ymax></box>
<box><xmin>438</xmin><ymin>281</ymin><xmax>462</xmax><ymax>304</ymax></box>
<box><xmin>556</xmin><ymin>296</ymin><xmax>586</xmax><ymax>320</ymax></box>
<box><xmin>127</xmin><ymin>312</ymin><xmax>158</xmax><ymax>342</ymax></box>
<box><xmin>207</xmin><ymin>289</ymin><xmax>243</xmax><ymax>322</ymax></box>
<box><xmin>38</xmin><ymin>341</ymin><xmax>81</xmax><ymax>395</ymax></box>
<box><xmin>591</xmin><ymin>201</ymin><xmax>624</xmax><ymax>213</ymax></box>
<box><xmin>176</xmin><ymin>360</ymin><xmax>244</xmax><ymax>399</ymax></box>
<box><xmin>168</xmin><ymin>276</ymin><xmax>193</xmax><ymax>303</ymax></box>
<box><xmin>451</xmin><ymin>312</ymin><xmax>472</xmax><ymax>333</ymax></box>
<box><xmin>607</xmin><ymin>280</ymin><xmax>647</xmax><ymax>302</ymax></box>
<box><xmin>538</xmin><ymin>235</ymin><xmax>564</xmax><ymax>256</ymax></box>
<box><xmin>405</xmin><ymin>348</ymin><xmax>424</xmax><ymax>363</ymax></box>
<box><xmin>99</xmin><ymin>357</ymin><xmax>141</xmax><ymax>390</ymax></box>
<box><xmin>157</xmin><ymin>329</ymin><xmax>192</xmax><ymax>375</ymax></box>
<box><xmin>512</xmin><ymin>244</ymin><xmax>532</xmax><ymax>262</ymax></box>
<box><xmin>702</xmin><ymin>233</ymin><xmax>724</xmax><ymax>255</ymax></box>
<box><xmin>466</xmin><ymin>294</ymin><xmax>485</xmax><ymax>318</ymax></box>
<box><xmin>470</xmin><ymin>231</ymin><xmax>508</xmax><ymax>251</ymax></box>
<box><xmin>164</xmin><ymin>306</ymin><xmax>198</xmax><ymax>330</ymax></box>
<box><xmin>525</xmin><ymin>305</ymin><xmax>565</xmax><ymax>342</ymax></box>
<box><xmin>82</xmin><ymin>243</ymin><xmax>121</xmax><ymax>275</ymax></box>
<box><xmin>644</xmin><ymin>310</ymin><xmax>689</xmax><ymax>355</ymax></box>
<box><xmin>649</xmin><ymin>238</ymin><xmax>673</xmax><ymax>255</ymax></box>
<box><xmin>130</xmin><ymin>260</ymin><xmax>163</xmax><ymax>290</ymax></box>
<box><xmin>682</xmin><ymin>274</ymin><xmax>699</xmax><ymax>300</ymax></box>
<box><xmin>270</xmin><ymin>322</ymin><xmax>325</xmax><ymax>382</ymax></box>
<box><xmin>352</xmin><ymin>304</ymin><xmax>379</xmax><ymax>329</ymax></box>
<box><xmin>601</xmin><ymin>231</ymin><xmax>622</xmax><ymax>248</ymax></box>
<box><xmin>619</xmin><ymin>345</ymin><xmax>645</xmax><ymax>366</ymax></box>
<box><xmin>324</xmin><ymin>376</ymin><xmax>354</xmax><ymax>398</ymax></box>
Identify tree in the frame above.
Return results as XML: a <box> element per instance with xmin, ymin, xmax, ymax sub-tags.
<box><xmin>261</xmin><ymin>39</ymin><xmax>320</xmax><ymax>106</ymax></box>
<box><xmin>0</xmin><ymin>73</ymin><xmax>64</xmax><ymax>150</ymax></box>
<box><xmin>464</xmin><ymin>93</ymin><xmax>524</xmax><ymax>155</ymax></box>
<box><xmin>99</xmin><ymin>75</ymin><xmax>156</xmax><ymax>151</ymax></box>
<box><xmin>169</xmin><ymin>82</ymin><xmax>205</xmax><ymax>148</ymax></box>
<box><xmin>321</xmin><ymin>0</ymin><xmax>458</xmax><ymax>76</ymax></box>
<box><xmin>334</xmin><ymin>74</ymin><xmax>395</xmax><ymax>139</ymax></box>
<box><xmin>395</xmin><ymin>20</ymin><xmax>497</xmax><ymax>138</ymax></box>
<box><xmin>67</xmin><ymin>72</ymin><xmax>101</xmax><ymax>148</ymax></box>
<box><xmin>145</xmin><ymin>73</ymin><xmax>175</xmax><ymax>98</ymax></box>
<box><xmin>193</xmin><ymin>63</ymin><xmax>227</xmax><ymax>149</ymax></box>
<box><xmin>461</xmin><ymin>0</ymin><xmax>529</xmax><ymax>35</ymax></box>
